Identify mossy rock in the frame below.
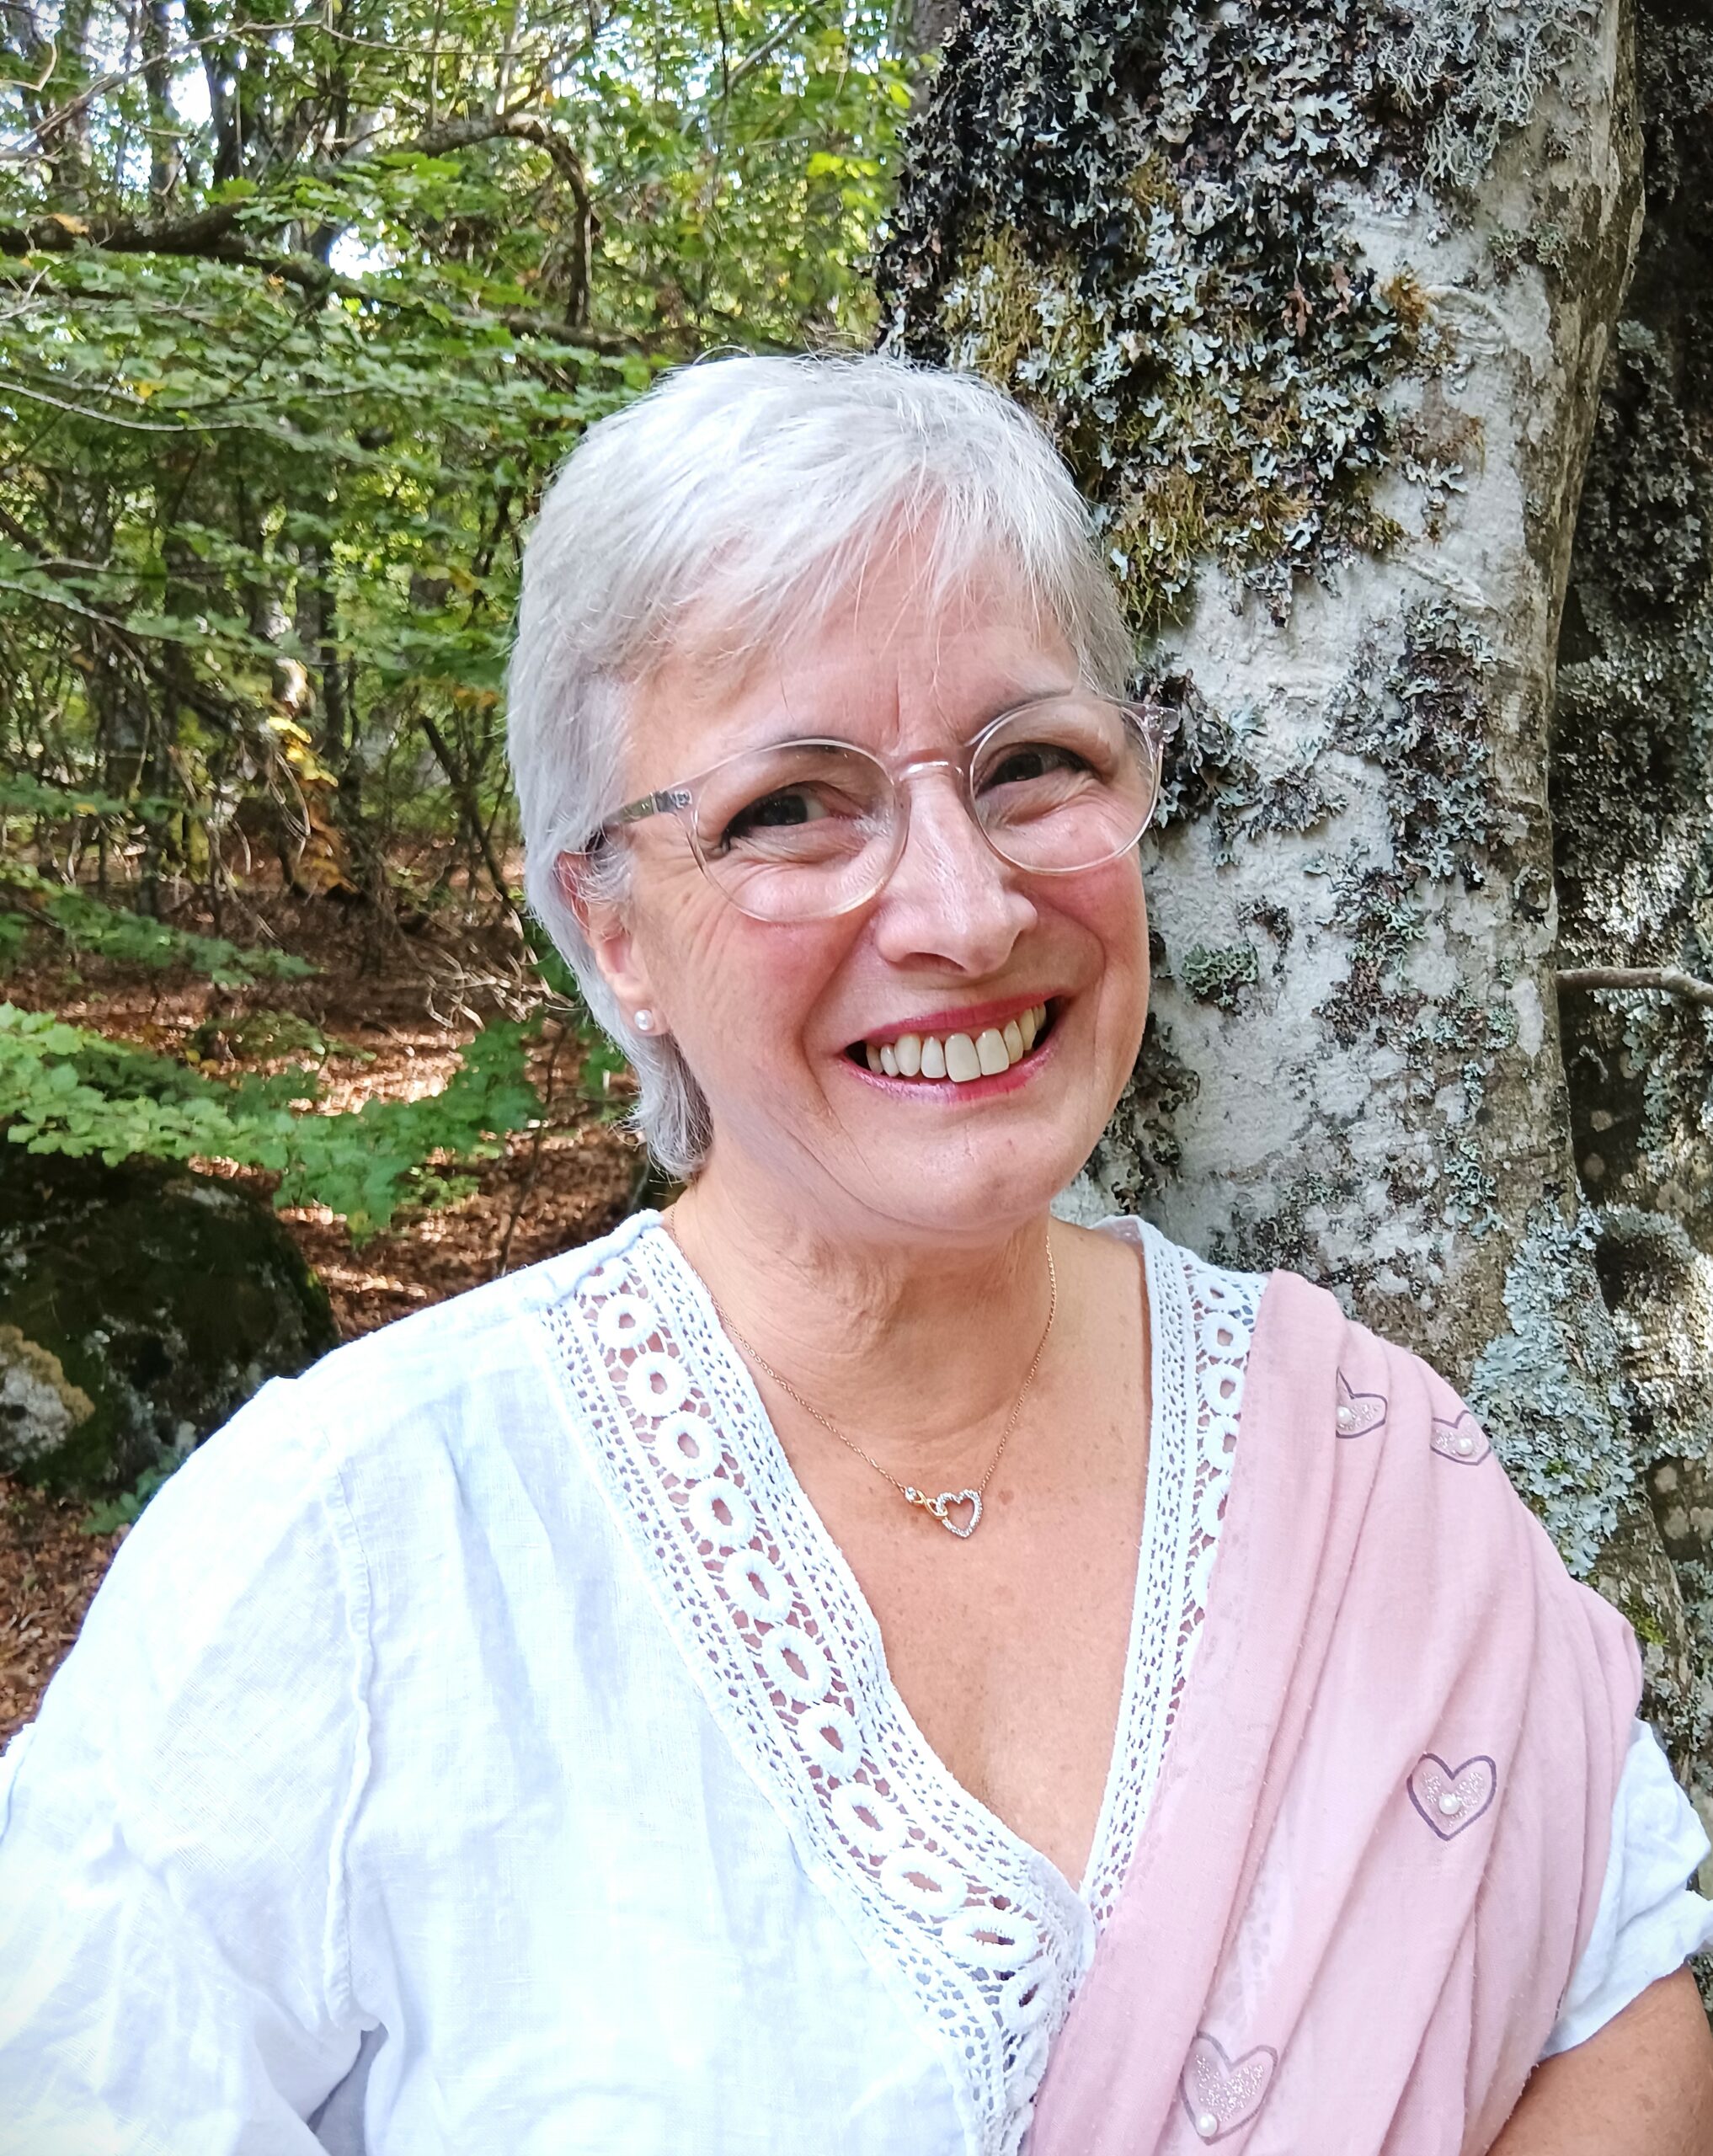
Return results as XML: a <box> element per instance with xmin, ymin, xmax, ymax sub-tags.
<box><xmin>0</xmin><ymin>1150</ymin><xmax>338</xmax><ymax>1497</ymax></box>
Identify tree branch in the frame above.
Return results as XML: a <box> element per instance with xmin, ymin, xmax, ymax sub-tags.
<box><xmin>1556</xmin><ymin>966</ymin><xmax>1713</xmax><ymax>1011</ymax></box>
<box><xmin>417</xmin><ymin>710</ymin><xmax>524</xmax><ymax>928</ymax></box>
<box><xmin>0</xmin><ymin>542</ymin><xmax>275</xmax><ymax>750</ymax></box>
<box><xmin>0</xmin><ymin>242</ymin><xmax>642</xmax><ymax>355</ymax></box>
<box><xmin>0</xmin><ymin>105</ymin><xmax>604</xmax><ymax>332</ymax></box>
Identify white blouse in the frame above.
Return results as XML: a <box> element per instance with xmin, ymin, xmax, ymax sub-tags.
<box><xmin>0</xmin><ymin>1211</ymin><xmax>1706</xmax><ymax>2156</ymax></box>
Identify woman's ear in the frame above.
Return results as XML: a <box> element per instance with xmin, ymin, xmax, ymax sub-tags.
<box><xmin>555</xmin><ymin>854</ymin><xmax>659</xmax><ymax>1029</ymax></box>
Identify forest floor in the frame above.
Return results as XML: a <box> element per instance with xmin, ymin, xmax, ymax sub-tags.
<box><xmin>0</xmin><ymin>883</ymin><xmax>644</xmax><ymax>1743</ymax></box>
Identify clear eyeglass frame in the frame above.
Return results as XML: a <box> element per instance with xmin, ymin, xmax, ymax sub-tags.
<box><xmin>582</xmin><ymin>692</ymin><xmax>1171</xmax><ymax>926</ymax></box>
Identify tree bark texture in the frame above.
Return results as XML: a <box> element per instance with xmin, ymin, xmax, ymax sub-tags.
<box><xmin>1552</xmin><ymin>0</ymin><xmax>1713</xmax><ymax>1838</ymax></box>
<box><xmin>880</xmin><ymin>0</ymin><xmax>1713</xmax><ymax>1824</ymax></box>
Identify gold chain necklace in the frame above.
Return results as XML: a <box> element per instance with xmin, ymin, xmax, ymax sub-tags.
<box><xmin>664</xmin><ymin>1213</ymin><xmax>1057</xmax><ymax>1540</ymax></box>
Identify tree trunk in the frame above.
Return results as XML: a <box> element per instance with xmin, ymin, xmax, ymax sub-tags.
<box><xmin>880</xmin><ymin>0</ymin><xmax>1711</xmax><ymax>1801</ymax></box>
<box><xmin>1552</xmin><ymin>0</ymin><xmax>1713</xmax><ymax>1833</ymax></box>
<box><xmin>140</xmin><ymin>0</ymin><xmax>177</xmax><ymax>205</ymax></box>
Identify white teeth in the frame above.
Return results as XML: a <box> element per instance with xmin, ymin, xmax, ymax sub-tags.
<box><xmin>945</xmin><ymin>1033</ymin><xmax>982</xmax><ymax>1083</ymax></box>
<box><xmin>858</xmin><ymin>1002</ymin><xmax>1050</xmax><ymax>1085</ymax></box>
<box><xmin>975</xmin><ymin>1028</ymin><xmax>1010</xmax><ymax>1077</ymax></box>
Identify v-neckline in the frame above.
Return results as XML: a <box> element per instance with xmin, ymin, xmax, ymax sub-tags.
<box><xmin>538</xmin><ymin>1204</ymin><xmax>1244</xmax><ymax>2155</ymax></box>
<box><xmin>642</xmin><ymin>1209</ymin><xmax>1179</xmax><ymax>1915</ymax></box>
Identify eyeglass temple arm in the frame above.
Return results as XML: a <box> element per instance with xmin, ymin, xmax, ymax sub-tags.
<box><xmin>605</xmin><ymin>785</ymin><xmax>695</xmax><ymax>832</ymax></box>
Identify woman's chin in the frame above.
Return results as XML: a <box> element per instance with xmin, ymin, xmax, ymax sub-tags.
<box><xmin>840</xmin><ymin>1132</ymin><xmax>1091</xmax><ymax>1245</ymax></box>
<box><xmin>701</xmin><ymin>1015</ymin><xmax>1128</xmax><ymax>1241</ymax></box>
<box><xmin>814</xmin><ymin>1054</ymin><xmax>1117</xmax><ymax>1240</ymax></box>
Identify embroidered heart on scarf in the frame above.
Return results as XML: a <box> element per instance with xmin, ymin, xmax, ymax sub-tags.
<box><xmin>1429</xmin><ymin>1411</ymin><xmax>1491</xmax><ymax>1465</ymax></box>
<box><xmin>1335</xmin><ymin>1369</ymin><xmax>1386</xmax><ymax>1439</ymax></box>
<box><xmin>1408</xmin><ymin>1753</ymin><xmax>1497</xmax><ymax>1839</ymax></box>
<box><xmin>1179</xmin><ymin>2031</ymin><xmax>1277</xmax><ymax>2142</ymax></box>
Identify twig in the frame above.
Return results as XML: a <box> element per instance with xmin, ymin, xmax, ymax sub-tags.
<box><xmin>416</xmin><ymin>711</ymin><xmax>525</xmax><ymax>932</ymax></box>
<box><xmin>493</xmin><ymin>1016</ymin><xmax>568</xmax><ymax>1278</ymax></box>
<box><xmin>1556</xmin><ymin>966</ymin><xmax>1713</xmax><ymax>1010</ymax></box>
<box><xmin>727</xmin><ymin>4</ymin><xmax>817</xmax><ymax>91</ymax></box>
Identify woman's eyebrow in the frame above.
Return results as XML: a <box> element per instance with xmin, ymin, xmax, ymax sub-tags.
<box><xmin>739</xmin><ymin>686</ymin><xmax>1081</xmax><ymax>754</ymax></box>
<box><xmin>985</xmin><ymin>680</ymin><xmax>1081</xmax><ymax>712</ymax></box>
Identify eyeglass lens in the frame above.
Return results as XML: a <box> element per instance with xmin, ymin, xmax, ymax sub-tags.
<box><xmin>689</xmin><ymin>697</ymin><xmax>1158</xmax><ymax>923</ymax></box>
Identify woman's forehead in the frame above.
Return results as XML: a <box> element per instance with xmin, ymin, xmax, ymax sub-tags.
<box><xmin>627</xmin><ymin>555</ymin><xmax>1080</xmax><ymax>775</ymax></box>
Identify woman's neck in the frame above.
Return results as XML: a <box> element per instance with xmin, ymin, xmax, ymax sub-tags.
<box><xmin>666</xmin><ymin>1165</ymin><xmax>1057</xmax><ymax>1467</ymax></box>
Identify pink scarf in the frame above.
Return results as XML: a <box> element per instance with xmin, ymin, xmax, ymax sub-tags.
<box><xmin>1030</xmin><ymin>1266</ymin><xmax>1641</xmax><ymax>2156</ymax></box>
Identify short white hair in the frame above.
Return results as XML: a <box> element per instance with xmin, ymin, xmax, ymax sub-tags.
<box><xmin>509</xmin><ymin>351</ymin><xmax>1134</xmax><ymax>1178</ymax></box>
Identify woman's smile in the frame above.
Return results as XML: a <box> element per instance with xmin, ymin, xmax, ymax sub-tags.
<box><xmin>846</xmin><ymin>995</ymin><xmax>1059</xmax><ymax>1091</ymax></box>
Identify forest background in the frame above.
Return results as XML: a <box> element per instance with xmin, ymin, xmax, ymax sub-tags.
<box><xmin>0</xmin><ymin>0</ymin><xmax>911</xmax><ymax>1730</ymax></box>
<box><xmin>3</xmin><ymin>0</ymin><xmax>1712</xmax><ymax>1949</ymax></box>
<box><xmin>0</xmin><ymin>0</ymin><xmax>906</xmax><ymax>1235</ymax></box>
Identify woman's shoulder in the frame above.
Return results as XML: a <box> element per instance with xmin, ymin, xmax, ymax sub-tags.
<box><xmin>97</xmin><ymin>1206</ymin><xmax>666</xmax><ymax>1600</ymax></box>
<box><xmin>1085</xmin><ymin>1209</ymin><xmax>1544</xmax><ymax>1502</ymax></box>
<box><xmin>13</xmin><ymin>1211</ymin><xmax>669</xmax><ymax>1761</ymax></box>
<box><xmin>291</xmin><ymin>1203</ymin><xmax>657</xmax><ymax>1420</ymax></box>
<box><xmin>220</xmin><ymin>1203</ymin><xmax>659</xmax><ymax>1495</ymax></box>
<box><xmin>1099</xmin><ymin>1213</ymin><xmax>1454</xmax><ymax>1389</ymax></box>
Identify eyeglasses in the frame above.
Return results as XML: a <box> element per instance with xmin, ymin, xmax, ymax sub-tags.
<box><xmin>586</xmin><ymin>693</ymin><xmax>1167</xmax><ymax>925</ymax></box>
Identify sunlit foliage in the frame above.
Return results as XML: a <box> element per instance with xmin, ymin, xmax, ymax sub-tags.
<box><xmin>0</xmin><ymin>0</ymin><xmax>908</xmax><ymax>899</ymax></box>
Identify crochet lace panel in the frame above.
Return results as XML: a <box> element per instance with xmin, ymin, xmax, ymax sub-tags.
<box><xmin>538</xmin><ymin>1213</ymin><xmax>1264</xmax><ymax>2156</ymax></box>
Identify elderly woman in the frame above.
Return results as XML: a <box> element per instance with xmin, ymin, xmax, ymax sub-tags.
<box><xmin>2</xmin><ymin>356</ymin><xmax>1711</xmax><ymax>2156</ymax></box>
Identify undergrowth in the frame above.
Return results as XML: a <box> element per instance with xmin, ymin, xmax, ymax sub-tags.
<box><xmin>0</xmin><ymin>865</ymin><xmax>314</xmax><ymax>988</ymax></box>
<box><xmin>0</xmin><ymin>1004</ymin><xmax>543</xmax><ymax>1244</ymax></box>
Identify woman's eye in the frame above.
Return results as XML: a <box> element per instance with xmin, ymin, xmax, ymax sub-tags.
<box><xmin>982</xmin><ymin>744</ymin><xmax>1088</xmax><ymax>789</ymax></box>
<box><xmin>720</xmin><ymin>788</ymin><xmax>830</xmax><ymax>844</ymax></box>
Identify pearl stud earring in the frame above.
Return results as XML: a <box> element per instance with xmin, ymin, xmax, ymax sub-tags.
<box><xmin>634</xmin><ymin>1010</ymin><xmax>654</xmax><ymax>1033</ymax></box>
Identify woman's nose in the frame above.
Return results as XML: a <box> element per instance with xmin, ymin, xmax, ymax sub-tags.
<box><xmin>869</xmin><ymin>771</ymin><xmax>1037</xmax><ymax>973</ymax></box>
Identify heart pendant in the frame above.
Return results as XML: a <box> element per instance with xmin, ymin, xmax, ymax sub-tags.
<box><xmin>932</xmin><ymin>1488</ymin><xmax>982</xmax><ymax>1538</ymax></box>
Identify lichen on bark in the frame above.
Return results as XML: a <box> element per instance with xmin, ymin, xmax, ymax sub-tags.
<box><xmin>879</xmin><ymin>0</ymin><xmax>1603</xmax><ymax>627</ymax></box>
<box><xmin>1550</xmin><ymin>0</ymin><xmax>1713</xmax><ymax>1786</ymax></box>
<box><xmin>1467</xmin><ymin>1199</ymin><xmax>1633</xmax><ymax>1574</ymax></box>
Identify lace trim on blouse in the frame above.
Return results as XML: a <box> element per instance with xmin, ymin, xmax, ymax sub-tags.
<box><xmin>538</xmin><ymin>1212</ymin><xmax>1265</xmax><ymax>2156</ymax></box>
<box><xmin>1078</xmin><ymin>1220</ymin><xmax>1262</xmax><ymax>1929</ymax></box>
